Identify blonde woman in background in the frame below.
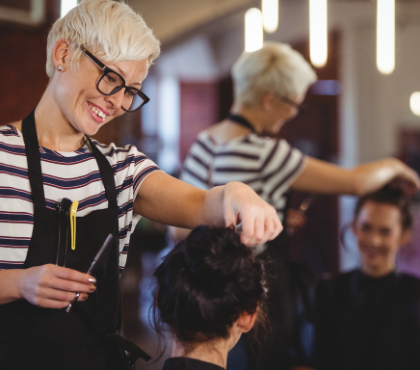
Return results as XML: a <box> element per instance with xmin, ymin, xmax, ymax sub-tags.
<box><xmin>179</xmin><ymin>43</ymin><xmax>419</xmax><ymax>227</ymax></box>
<box><xmin>0</xmin><ymin>1</ymin><xmax>282</xmax><ymax>369</ymax></box>
<box><xmin>174</xmin><ymin>43</ymin><xmax>420</xmax><ymax>370</ymax></box>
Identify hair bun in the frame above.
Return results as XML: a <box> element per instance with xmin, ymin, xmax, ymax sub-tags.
<box><xmin>183</xmin><ymin>226</ymin><xmax>248</xmax><ymax>284</ymax></box>
<box><xmin>153</xmin><ymin>226</ymin><xmax>265</xmax><ymax>344</ymax></box>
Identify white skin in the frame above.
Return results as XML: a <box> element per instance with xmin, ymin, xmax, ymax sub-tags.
<box><xmin>352</xmin><ymin>201</ymin><xmax>412</xmax><ymax>278</ymax></box>
<box><xmin>171</xmin><ymin>309</ymin><xmax>258</xmax><ymax>369</ymax></box>
<box><xmin>171</xmin><ymin>90</ymin><xmax>420</xmax><ymax>241</ymax></box>
<box><xmin>0</xmin><ymin>39</ymin><xmax>282</xmax><ymax>308</ymax></box>
<box><xmin>228</xmin><ymin>94</ymin><xmax>420</xmax><ymax>195</ymax></box>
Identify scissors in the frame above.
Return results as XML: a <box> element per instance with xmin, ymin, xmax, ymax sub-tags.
<box><xmin>66</xmin><ymin>234</ymin><xmax>113</xmax><ymax>313</ymax></box>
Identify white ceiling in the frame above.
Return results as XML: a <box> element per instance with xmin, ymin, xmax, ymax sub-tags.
<box><xmin>127</xmin><ymin>0</ymin><xmax>420</xmax><ymax>47</ymax></box>
<box><xmin>127</xmin><ymin>0</ymin><xmax>254</xmax><ymax>44</ymax></box>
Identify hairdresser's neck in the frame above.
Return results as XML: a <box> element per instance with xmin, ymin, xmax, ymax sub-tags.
<box><xmin>230</xmin><ymin>103</ymin><xmax>264</xmax><ymax>133</ymax></box>
<box><xmin>172</xmin><ymin>338</ymin><xmax>230</xmax><ymax>369</ymax></box>
<box><xmin>36</xmin><ymin>87</ymin><xmax>85</xmax><ymax>151</ymax></box>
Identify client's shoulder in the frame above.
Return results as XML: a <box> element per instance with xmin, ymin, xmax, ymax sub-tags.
<box><xmin>318</xmin><ymin>269</ymin><xmax>356</xmax><ymax>284</ymax></box>
<box><xmin>399</xmin><ymin>272</ymin><xmax>420</xmax><ymax>294</ymax></box>
<box><xmin>316</xmin><ymin>270</ymin><xmax>357</xmax><ymax>296</ymax></box>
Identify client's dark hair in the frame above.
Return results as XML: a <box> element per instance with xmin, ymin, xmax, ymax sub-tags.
<box><xmin>153</xmin><ymin>226</ymin><xmax>267</xmax><ymax>345</ymax></box>
<box><xmin>354</xmin><ymin>185</ymin><xmax>413</xmax><ymax>230</ymax></box>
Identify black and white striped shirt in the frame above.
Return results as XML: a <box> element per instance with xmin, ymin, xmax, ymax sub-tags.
<box><xmin>180</xmin><ymin>130</ymin><xmax>306</xmax><ymax>221</ymax></box>
<box><xmin>0</xmin><ymin>125</ymin><xmax>160</xmax><ymax>273</ymax></box>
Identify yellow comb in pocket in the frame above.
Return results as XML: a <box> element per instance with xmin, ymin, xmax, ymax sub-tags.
<box><xmin>70</xmin><ymin>201</ymin><xmax>79</xmax><ymax>251</ymax></box>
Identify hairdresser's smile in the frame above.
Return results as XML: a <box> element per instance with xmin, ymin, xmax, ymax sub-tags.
<box><xmin>87</xmin><ymin>101</ymin><xmax>109</xmax><ymax>122</ymax></box>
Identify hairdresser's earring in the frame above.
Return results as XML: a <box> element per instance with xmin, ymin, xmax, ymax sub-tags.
<box><xmin>57</xmin><ymin>65</ymin><xmax>63</xmax><ymax>71</ymax></box>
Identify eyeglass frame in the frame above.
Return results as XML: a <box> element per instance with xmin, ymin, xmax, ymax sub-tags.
<box><xmin>281</xmin><ymin>97</ymin><xmax>306</xmax><ymax>116</ymax></box>
<box><xmin>78</xmin><ymin>45</ymin><xmax>150</xmax><ymax>112</ymax></box>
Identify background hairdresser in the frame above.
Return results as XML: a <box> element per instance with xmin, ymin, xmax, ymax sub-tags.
<box><xmin>173</xmin><ymin>43</ymin><xmax>420</xmax><ymax>370</ymax></box>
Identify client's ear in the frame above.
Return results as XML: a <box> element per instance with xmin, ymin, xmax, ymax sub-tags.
<box><xmin>237</xmin><ymin>307</ymin><xmax>259</xmax><ymax>333</ymax></box>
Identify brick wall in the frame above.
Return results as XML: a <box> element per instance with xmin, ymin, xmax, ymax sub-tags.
<box><xmin>179</xmin><ymin>81</ymin><xmax>219</xmax><ymax>162</ymax></box>
<box><xmin>0</xmin><ymin>0</ymin><xmax>139</xmax><ymax>147</ymax></box>
<box><xmin>0</xmin><ymin>0</ymin><xmax>60</xmax><ymax>125</ymax></box>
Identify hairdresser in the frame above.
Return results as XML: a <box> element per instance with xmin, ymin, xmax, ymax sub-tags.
<box><xmin>174</xmin><ymin>43</ymin><xmax>420</xmax><ymax>370</ymax></box>
<box><xmin>0</xmin><ymin>1</ymin><xmax>282</xmax><ymax>369</ymax></box>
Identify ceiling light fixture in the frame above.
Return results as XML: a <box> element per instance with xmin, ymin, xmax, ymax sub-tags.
<box><xmin>262</xmin><ymin>0</ymin><xmax>279</xmax><ymax>33</ymax></box>
<box><xmin>377</xmin><ymin>0</ymin><xmax>395</xmax><ymax>75</ymax></box>
<box><xmin>245</xmin><ymin>8</ymin><xmax>263</xmax><ymax>52</ymax></box>
<box><xmin>309</xmin><ymin>0</ymin><xmax>328</xmax><ymax>68</ymax></box>
<box><xmin>410</xmin><ymin>92</ymin><xmax>420</xmax><ymax>116</ymax></box>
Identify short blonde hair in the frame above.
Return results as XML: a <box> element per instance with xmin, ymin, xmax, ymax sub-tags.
<box><xmin>46</xmin><ymin>0</ymin><xmax>160</xmax><ymax>78</ymax></box>
<box><xmin>232</xmin><ymin>42</ymin><xmax>317</xmax><ymax>106</ymax></box>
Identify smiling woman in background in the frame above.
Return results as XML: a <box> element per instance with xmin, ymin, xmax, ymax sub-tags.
<box><xmin>0</xmin><ymin>1</ymin><xmax>282</xmax><ymax>369</ymax></box>
<box><xmin>313</xmin><ymin>185</ymin><xmax>420</xmax><ymax>370</ymax></box>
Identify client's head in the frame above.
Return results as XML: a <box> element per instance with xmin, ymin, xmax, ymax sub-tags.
<box><xmin>153</xmin><ymin>226</ymin><xmax>266</xmax><ymax>358</ymax></box>
<box><xmin>353</xmin><ymin>185</ymin><xmax>413</xmax><ymax>277</ymax></box>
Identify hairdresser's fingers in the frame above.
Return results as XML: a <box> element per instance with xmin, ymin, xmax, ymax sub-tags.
<box><xmin>50</xmin><ymin>265</ymin><xmax>96</xmax><ymax>284</ymax></box>
<box><xmin>394</xmin><ymin>162</ymin><xmax>420</xmax><ymax>193</ymax></box>
<box><xmin>223</xmin><ymin>182</ymin><xmax>282</xmax><ymax>245</ymax></box>
<box><xmin>239</xmin><ymin>209</ymin><xmax>256</xmax><ymax>246</ymax></box>
<box><xmin>77</xmin><ymin>293</ymin><xmax>89</xmax><ymax>302</ymax></box>
<box><xmin>18</xmin><ymin>264</ymin><xmax>95</xmax><ymax>309</ymax></box>
<box><xmin>33</xmin><ymin>298</ymin><xmax>73</xmax><ymax>310</ymax></box>
<box><xmin>46</xmin><ymin>276</ymin><xmax>96</xmax><ymax>294</ymax></box>
<box><xmin>265</xmin><ymin>216</ymin><xmax>279</xmax><ymax>242</ymax></box>
<box><xmin>224</xmin><ymin>204</ymin><xmax>238</xmax><ymax>230</ymax></box>
<box><xmin>273</xmin><ymin>214</ymin><xmax>283</xmax><ymax>239</ymax></box>
<box><xmin>401</xmin><ymin>179</ymin><xmax>420</xmax><ymax>195</ymax></box>
<box><xmin>252</xmin><ymin>215</ymin><xmax>266</xmax><ymax>246</ymax></box>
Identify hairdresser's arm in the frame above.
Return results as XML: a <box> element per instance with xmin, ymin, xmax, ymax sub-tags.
<box><xmin>134</xmin><ymin>171</ymin><xmax>282</xmax><ymax>246</ymax></box>
<box><xmin>291</xmin><ymin>157</ymin><xmax>420</xmax><ymax>195</ymax></box>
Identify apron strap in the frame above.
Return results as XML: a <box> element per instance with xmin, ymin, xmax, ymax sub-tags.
<box><xmin>86</xmin><ymin>136</ymin><xmax>118</xmax><ymax>209</ymax></box>
<box><xmin>21</xmin><ymin>109</ymin><xmax>46</xmax><ymax>208</ymax></box>
<box><xmin>21</xmin><ymin>109</ymin><xmax>118</xmax><ymax>209</ymax></box>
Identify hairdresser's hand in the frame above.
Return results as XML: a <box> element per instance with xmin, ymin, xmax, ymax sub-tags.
<box><xmin>17</xmin><ymin>264</ymin><xmax>96</xmax><ymax>309</ymax></box>
<box><xmin>390</xmin><ymin>158</ymin><xmax>420</xmax><ymax>194</ymax></box>
<box><xmin>223</xmin><ymin>182</ymin><xmax>283</xmax><ymax>246</ymax></box>
<box><xmin>291</xmin><ymin>156</ymin><xmax>420</xmax><ymax>196</ymax></box>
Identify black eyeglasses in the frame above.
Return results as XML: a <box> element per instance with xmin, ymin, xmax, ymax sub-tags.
<box><xmin>281</xmin><ymin>97</ymin><xmax>306</xmax><ymax>116</ymax></box>
<box><xmin>79</xmin><ymin>45</ymin><xmax>150</xmax><ymax>112</ymax></box>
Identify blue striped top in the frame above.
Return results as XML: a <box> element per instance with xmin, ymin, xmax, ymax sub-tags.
<box><xmin>181</xmin><ymin>130</ymin><xmax>306</xmax><ymax>222</ymax></box>
<box><xmin>0</xmin><ymin>125</ymin><xmax>160</xmax><ymax>274</ymax></box>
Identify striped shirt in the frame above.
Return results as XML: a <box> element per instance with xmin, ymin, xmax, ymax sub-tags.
<box><xmin>0</xmin><ymin>125</ymin><xmax>159</xmax><ymax>273</ymax></box>
<box><xmin>181</xmin><ymin>130</ymin><xmax>306</xmax><ymax>221</ymax></box>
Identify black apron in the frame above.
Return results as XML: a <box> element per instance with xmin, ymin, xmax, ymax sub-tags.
<box><xmin>0</xmin><ymin>110</ymin><xmax>140</xmax><ymax>369</ymax></box>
